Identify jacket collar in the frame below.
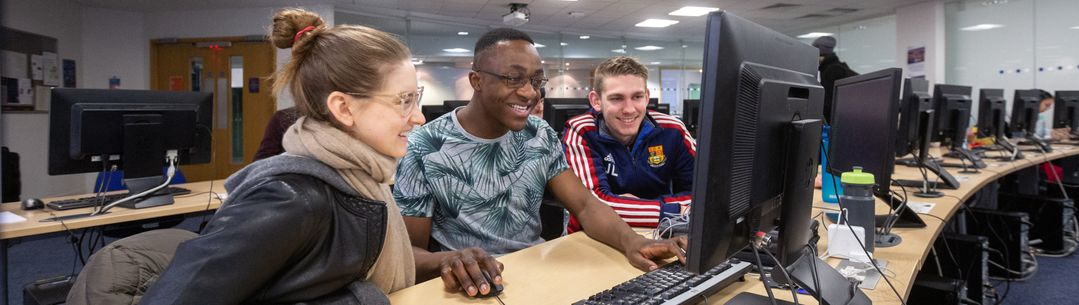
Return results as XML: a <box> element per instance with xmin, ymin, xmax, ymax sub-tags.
<box><xmin>593</xmin><ymin>108</ymin><xmax>656</xmax><ymax>149</ymax></box>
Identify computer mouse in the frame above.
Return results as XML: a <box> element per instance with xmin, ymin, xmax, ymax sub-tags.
<box><xmin>477</xmin><ymin>270</ymin><xmax>503</xmax><ymax>298</ymax></box>
<box><xmin>21</xmin><ymin>198</ymin><xmax>44</xmax><ymax>210</ymax></box>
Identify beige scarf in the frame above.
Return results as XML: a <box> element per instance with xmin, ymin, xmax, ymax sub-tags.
<box><xmin>281</xmin><ymin>116</ymin><xmax>416</xmax><ymax>294</ymax></box>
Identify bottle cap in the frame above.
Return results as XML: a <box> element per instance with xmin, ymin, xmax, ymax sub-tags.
<box><xmin>840</xmin><ymin>166</ymin><xmax>875</xmax><ymax>185</ymax></box>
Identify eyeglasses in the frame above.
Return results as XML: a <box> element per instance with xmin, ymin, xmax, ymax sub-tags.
<box><xmin>343</xmin><ymin>86</ymin><xmax>423</xmax><ymax>118</ymax></box>
<box><xmin>474</xmin><ymin>69</ymin><xmax>548</xmax><ymax>90</ymax></box>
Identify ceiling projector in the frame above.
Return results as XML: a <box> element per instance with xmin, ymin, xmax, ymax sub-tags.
<box><xmin>503</xmin><ymin>3</ymin><xmax>529</xmax><ymax>27</ymax></box>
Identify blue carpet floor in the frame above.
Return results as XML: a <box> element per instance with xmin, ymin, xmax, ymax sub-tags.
<box><xmin>998</xmin><ymin>252</ymin><xmax>1079</xmax><ymax>304</ymax></box>
<box><xmin>5</xmin><ymin>216</ymin><xmax>204</xmax><ymax>305</ymax></box>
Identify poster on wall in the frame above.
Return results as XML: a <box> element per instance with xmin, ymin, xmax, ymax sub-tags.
<box><xmin>907</xmin><ymin>46</ymin><xmax>926</xmax><ymax>78</ymax></box>
<box><xmin>63</xmin><ymin>59</ymin><xmax>76</xmax><ymax>88</ymax></box>
<box><xmin>30</xmin><ymin>54</ymin><xmax>43</xmax><ymax>80</ymax></box>
<box><xmin>41</xmin><ymin>52</ymin><xmax>60</xmax><ymax>86</ymax></box>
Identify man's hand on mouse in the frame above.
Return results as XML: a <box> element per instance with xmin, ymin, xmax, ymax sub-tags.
<box><xmin>623</xmin><ymin>235</ymin><xmax>688</xmax><ymax>271</ymax></box>
<box><xmin>438</xmin><ymin>247</ymin><xmax>503</xmax><ymax>297</ymax></box>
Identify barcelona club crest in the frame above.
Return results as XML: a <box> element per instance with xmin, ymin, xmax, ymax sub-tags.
<box><xmin>647</xmin><ymin>145</ymin><xmax>667</xmax><ymax>167</ymax></box>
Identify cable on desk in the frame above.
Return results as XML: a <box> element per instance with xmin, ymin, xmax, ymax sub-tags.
<box><xmin>749</xmin><ymin>239</ymin><xmax>779</xmax><ymax>305</ymax></box>
<box><xmin>823</xmin><ymin>149</ymin><xmax>907</xmax><ymax>305</ymax></box>
<box><xmin>761</xmin><ymin>246</ymin><xmax>799</xmax><ymax>305</ymax></box>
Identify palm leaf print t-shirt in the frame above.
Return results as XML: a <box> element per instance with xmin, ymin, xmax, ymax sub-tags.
<box><xmin>393</xmin><ymin>109</ymin><xmax>569</xmax><ymax>254</ymax></box>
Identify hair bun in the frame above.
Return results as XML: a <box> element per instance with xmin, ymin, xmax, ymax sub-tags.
<box><xmin>270</xmin><ymin>8</ymin><xmax>326</xmax><ymax>49</ymax></box>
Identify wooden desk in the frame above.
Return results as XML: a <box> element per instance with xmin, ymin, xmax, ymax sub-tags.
<box><xmin>389</xmin><ymin>144</ymin><xmax>1079</xmax><ymax>305</ymax></box>
<box><xmin>0</xmin><ymin>180</ymin><xmax>226</xmax><ymax>305</ymax></box>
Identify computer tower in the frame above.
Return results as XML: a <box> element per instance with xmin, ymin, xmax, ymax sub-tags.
<box><xmin>920</xmin><ymin>233</ymin><xmax>992</xmax><ymax>304</ymax></box>
<box><xmin>999</xmin><ymin>192</ymin><xmax>1075</xmax><ymax>252</ymax></box>
<box><xmin>999</xmin><ymin>167</ymin><xmax>1041</xmax><ymax>196</ymax></box>
<box><xmin>964</xmin><ymin>208</ymin><xmax>1030</xmax><ymax>279</ymax></box>
<box><xmin>909</xmin><ymin>273</ymin><xmax>967</xmax><ymax>305</ymax></box>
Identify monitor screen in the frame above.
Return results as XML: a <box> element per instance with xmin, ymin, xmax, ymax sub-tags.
<box><xmin>443</xmin><ymin>100</ymin><xmax>469</xmax><ymax>112</ymax></box>
<box><xmin>1011</xmin><ymin>89</ymin><xmax>1043</xmax><ymax>135</ymax></box>
<box><xmin>828</xmin><ymin>68</ymin><xmax>902</xmax><ymax>197</ymax></box>
<box><xmin>1053</xmin><ymin>90</ymin><xmax>1079</xmax><ymax>129</ymax></box>
<box><xmin>895</xmin><ymin>78</ymin><xmax>932</xmax><ymax>157</ymax></box>
<box><xmin>932</xmin><ymin>84</ymin><xmax>973</xmax><ymax>148</ymax></box>
<box><xmin>977</xmin><ymin>89</ymin><xmax>1006</xmax><ymax>138</ymax></box>
<box><xmin>689</xmin><ymin>11</ymin><xmax>823</xmax><ymax>274</ymax></box>
<box><xmin>48</xmin><ymin>88</ymin><xmax>212</xmax><ymax>177</ymax></box>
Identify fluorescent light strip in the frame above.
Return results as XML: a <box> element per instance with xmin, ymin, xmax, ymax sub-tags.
<box><xmin>534</xmin><ymin>43</ymin><xmax>546</xmax><ymax>48</ymax></box>
<box><xmin>635</xmin><ymin>19</ymin><xmax>679</xmax><ymax>28</ymax></box>
<box><xmin>442</xmin><ymin>48</ymin><xmax>470</xmax><ymax>53</ymax></box>
<box><xmin>796</xmin><ymin>32</ymin><xmax>833</xmax><ymax>39</ymax></box>
<box><xmin>668</xmin><ymin>6</ymin><xmax>719</xmax><ymax>17</ymax></box>
<box><xmin>960</xmin><ymin>24</ymin><xmax>1004</xmax><ymax>31</ymax></box>
<box><xmin>635</xmin><ymin>45</ymin><xmax>664</xmax><ymax>51</ymax></box>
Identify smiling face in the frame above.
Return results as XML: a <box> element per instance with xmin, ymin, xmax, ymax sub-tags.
<box><xmin>471</xmin><ymin>40</ymin><xmax>543</xmax><ymax>132</ymax></box>
<box><xmin>346</xmin><ymin>60</ymin><xmax>425</xmax><ymax>158</ymax></box>
<box><xmin>590</xmin><ymin>74</ymin><xmax>650</xmax><ymax>145</ymax></box>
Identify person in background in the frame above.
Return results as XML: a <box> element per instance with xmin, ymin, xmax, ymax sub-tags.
<box><xmin>393</xmin><ymin>28</ymin><xmax>687</xmax><ymax>298</ymax></box>
<box><xmin>253</xmin><ymin>106</ymin><xmax>299</xmax><ymax>161</ymax></box>
<box><xmin>561</xmin><ymin>56</ymin><xmax>695</xmax><ymax>233</ymax></box>
<box><xmin>138</xmin><ymin>8</ymin><xmax>423</xmax><ymax>304</ymax></box>
<box><xmin>1036</xmin><ymin>90</ymin><xmax>1072</xmax><ymax>141</ymax></box>
<box><xmin>813</xmin><ymin>36</ymin><xmax>858</xmax><ymax>123</ymax></box>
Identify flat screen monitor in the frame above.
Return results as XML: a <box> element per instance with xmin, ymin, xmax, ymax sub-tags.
<box><xmin>1053</xmin><ymin>90</ymin><xmax>1079</xmax><ymax>130</ymax></box>
<box><xmin>683</xmin><ymin>99</ymin><xmax>701</xmax><ymax>134</ymax></box>
<box><xmin>655</xmin><ymin>104</ymin><xmax>670</xmax><ymax>114</ymax></box>
<box><xmin>977</xmin><ymin>89</ymin><xmax>1006</xmax><ymax>138</ymax></box>
<box><xmin>422</xmin><ymin>105</ymin><xmax>446</xmax><ymax>123</ymax></box>
<box><xmin>827</xmin><ymin>68</ymin><xmax>902</xmax><ymax>200</ymax></box>
<box><xmin>895</xmin><ymin>78</ymin><xmax>933</xmax><ymax>157</ymax></box>
<box><xmin>689</xmin><ymin>11</ymin><xmax>823</xmax><ymax>275</ymax></box>
<box><xmin>48</xmin><ymin>88</ymin><xmax>212</xmax><ymax>207</ymax></box>
<box><xmin>546</xmin><ymin>104</ymin><xmax>591</xmax><ymax>136</ymax></box>
<box><xmin>932</xmin><ymin>84</ymin><xmax>973</xmax><ymax>150</ymax></box>
<box><xmin>443</xmin><ymin>100</ymin><xmax>469</xmax><ymax>112</ymax></box>
<box><xmin>1010</xmin><ymin>89</ymin><xmax>1042</xmax><ymax>135</ymax></box>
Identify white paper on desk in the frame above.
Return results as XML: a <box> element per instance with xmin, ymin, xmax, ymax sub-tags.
<box><xmin>955</xmin><ymin>175</ymin><xmax>971</xmax><ymax>182</ymax></box>
<box><xmin>0</xmin><ymin>211</ymin><xmax>27</xmax><ymax>224</ymax></box>
<box><xmin>907</xmin><ymin>201</ymin><xmax>935</xmax><ymax>214</ymax></box>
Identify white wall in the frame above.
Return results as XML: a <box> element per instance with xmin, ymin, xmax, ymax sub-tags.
<box><xmin>896</xmin><ymin>1</ymin><xmax>946</xmax><ymax>86</ymax></box>
<box><xmin>82</xmin><ymin>7</ymin><xmax>148</xmax><ymax>90</ymax></box>
<box><xmin>1</xmin><ymin>0</ymin><xmax>93</xmax><ymax>199</ymax></box>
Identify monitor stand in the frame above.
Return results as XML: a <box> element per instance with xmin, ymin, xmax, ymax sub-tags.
<box><xmin>893</xmin><ymin>159</ymin><xmax>960</xmax><ymax>190</ymax></box>
<box><xmin>991</xmin><ymin>137</ymin><xmax>1023</xmax><ymax>160</ymax></box>
<box><xmin>118</xmin><ymin>176</ymin><xmax>175</xmax><ymax>209</ymax></box>
<box><xmin>726</xmin><ymin>249</ymin><xmax>871</xmax><ymax>305</ymax></box>
<box><xmin>942</xmin><ymin>147</ymin><xmax>986</xmax><ymax>170</ymax></box>
<box><xmin>1019</xmin><ymin>135</ymin><xmax>1053</xmax><ymax>152</ymax></box>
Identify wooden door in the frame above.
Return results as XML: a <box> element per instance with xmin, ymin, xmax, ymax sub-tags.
<box><xmin>150</xmin><ymin>37</ymin><xmax>275</xmax><ymax>182</ymax></box>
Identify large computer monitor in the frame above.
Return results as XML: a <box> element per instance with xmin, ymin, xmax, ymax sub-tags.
<box><xmin>545</xmin><ymin>104</ymin><xmax>590</xmax><ymax>136</ymax></box>
<box><xmin>895</xmin><ymin>78</ymin><xmax>933</xmax><ymax>157</ymax></box>
<box><xmin>1012</xmin><ymin>89</ymin><xmax>1052</xmax><ymax>152</ymax></box>
<box><xmin>932</xmin><ymin>84</ymin><xmax>985</xmax><ymax>168</ymax></box>
<box><xmin>978</xmin><ymin>89</ymin><xmax>1007</xmax><ymax>138</ymax></box>
<box><xmin>421</xmin><ymin>104</ymin><xmax>447</xmax><ymax>123</ymax></box>
<box><xmin>689</xmin><ymin>11</ymin><xmax>823</xmax><ymax>276</ymax></box>
<box><xmin>1053</xmin><ymin>90</ymin><xmax>1079</xmax><ymax>136</ymax></box>
<box><xmin>443</xmin><ymin>100</ymin><xmax>469</xmax><ymax>112</ymax></box>
<box><xmin>48</xmin><ymin>88</ymin><xmax>212</xmax><ymax>208</ymax></box>
<box><xmin>827</xmin><ymin>68</ymin><xmax>901</xmax><ymax>200</ymax></box>
<box><xmin>683</xmin><ymin>99</ymin><xmax>701</xmax><ymax>135</ymax></box>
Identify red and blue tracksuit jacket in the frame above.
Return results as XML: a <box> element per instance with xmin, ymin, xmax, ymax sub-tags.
<box><xmin>561</xmin><ymin>109</ymin><xmax>696</xmax><ymax>232</ymax></box>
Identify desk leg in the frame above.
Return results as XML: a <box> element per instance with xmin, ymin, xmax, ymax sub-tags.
<box><xmin>1</xmin><ymin>238</ymin><xmax>8</xmax><ymax>305</ymax></box>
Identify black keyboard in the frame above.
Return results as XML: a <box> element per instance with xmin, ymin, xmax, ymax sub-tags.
<box><xmin>573</xmin><ymin>259</ymin><xmax>752</xmax><ymax>305</ymax></box>
<box><xmin>46</xmin><ymin>187</ymin><xmax>192</xmax><ymax>210</ymax></box>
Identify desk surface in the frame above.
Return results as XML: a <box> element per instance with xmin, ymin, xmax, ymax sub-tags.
<box><xmin>390</xmin><ymin>143</ymin><xmax>1079</xmax><ymax>305</ymax></box>
<box><xmin>0</xmin><ymin>180</ymin><xmax>226</xmax><ymax>239</ymax></box>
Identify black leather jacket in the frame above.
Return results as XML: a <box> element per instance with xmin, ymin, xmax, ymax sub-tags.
<box><xmin>139</xmin><ymin>173</ymin><xmax>387</xmax><ymax>305</ymax></box>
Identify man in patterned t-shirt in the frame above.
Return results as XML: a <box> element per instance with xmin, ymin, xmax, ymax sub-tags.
<box><xmin>394</xmin><ymin>28</ymin><xmax>687</xmax><ymax>298</ymax></box>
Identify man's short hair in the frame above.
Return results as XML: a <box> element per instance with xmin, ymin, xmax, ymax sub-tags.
<box><xmin>592</xmin><ymin>56</ymin><xmax>649</xmax><ymax>96</ymax></box>
<box><xmin>473</xmin><ymin>28</ymin><xmax>535</xmax><ymax>69</ymax></box>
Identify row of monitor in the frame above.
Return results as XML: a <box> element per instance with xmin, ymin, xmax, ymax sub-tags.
<box><xmin>42</xmin><ymin>11</ymin><xmax>1072</xmax><ymax>303</ymax></box>
<box><xmin>420</xmin><ymin>97</ymin><xmax>671</xmax><ymax>135</ymax></box>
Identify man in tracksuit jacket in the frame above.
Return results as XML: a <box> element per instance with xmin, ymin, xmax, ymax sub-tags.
<box><xmin>561</xmin><ymin>56</ymin><xmax>696</xmax><ymax>232</ymax></box>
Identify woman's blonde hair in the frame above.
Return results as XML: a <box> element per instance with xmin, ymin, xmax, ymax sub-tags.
<box><xmin>270</xmin><ymin>8</ymin><xmax>411</xmax><ymax>129</ymax></box>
